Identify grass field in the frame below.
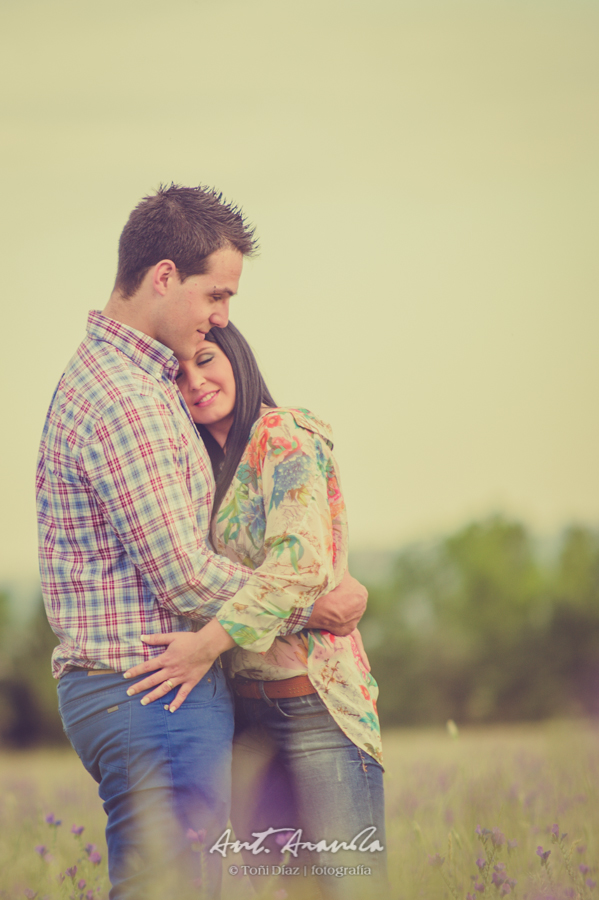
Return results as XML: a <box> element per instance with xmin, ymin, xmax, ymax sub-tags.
<box><xmin>1</xmin><ymin>720</ymin><xmax>597</xmax><ymax>899</ymax></box>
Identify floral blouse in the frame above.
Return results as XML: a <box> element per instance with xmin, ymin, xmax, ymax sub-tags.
<box><xmin>214</xmin><ymin>408</ymin><xmax>382</xmax><ymax>764</ymax></box>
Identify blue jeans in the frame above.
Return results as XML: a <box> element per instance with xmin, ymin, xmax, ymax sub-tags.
<box><xmin>228</xmin><ymin>691</ymin><xmax>386</xmax><ymax>899</ymax></box>
<box><xmin>58</xmin><ymin>665</ymin><xmax>234</xmax><ymax>900</ymax></box>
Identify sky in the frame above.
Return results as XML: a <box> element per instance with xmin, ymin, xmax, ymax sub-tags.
<box><xmin>1</xmin><ymin>0</ymin><xmax>598</xmax><ymax>589</ymax></box>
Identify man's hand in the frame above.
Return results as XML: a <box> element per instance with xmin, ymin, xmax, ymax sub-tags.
<box><xmin>306</xmin><ymin>570</ymin><xmax>367</xmax><ymax>635</ymax></box>
<box><xmin>123</xmin><ymin>619</ymin><xmax>235</xmax><ymax>712</ymax></box>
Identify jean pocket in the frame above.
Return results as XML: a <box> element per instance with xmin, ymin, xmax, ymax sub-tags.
<box><xmin>63</xmin><ymin>702</ymin><xmax>131</xmax><ymax>796</ymax></box>
<box><xmin>274</xmin><ymin>692</ymin><xmax>328</xmax><ymax>719</ymax></box>
<box><xmin>179</xmin><ymin>663</ymin><xmax>223</xmax><ymax>706</ymax></box>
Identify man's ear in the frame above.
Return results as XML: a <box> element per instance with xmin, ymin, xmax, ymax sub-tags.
<box><xmin>151</xmin><ymin>259</ymin><xmax>179</xmax><ymax>296</ymax></box>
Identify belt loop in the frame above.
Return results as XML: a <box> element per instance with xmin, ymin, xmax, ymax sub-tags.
<box><xmin>258</xmin><ymin>681</ymin><xmax>276</xmax><ymax>707</ymax></box>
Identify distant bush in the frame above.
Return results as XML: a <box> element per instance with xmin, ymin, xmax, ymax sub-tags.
<box><xmin>361</xmin><ymin>516</ymin><xmax>599</xmax><ymax>727</ymax></box>
<box><xmin>0</xmin><ymin>595</ymin><xmax>67</xmax><ymax>747</ymax></box>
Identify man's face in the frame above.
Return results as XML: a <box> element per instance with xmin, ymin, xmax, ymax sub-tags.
<box><xmin>155</xmin><ymin>246</ymin><xmax>243</xmax><ymax>360</ymax></box>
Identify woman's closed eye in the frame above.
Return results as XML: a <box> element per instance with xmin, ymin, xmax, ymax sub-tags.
<box><xmin>195</xmin><ymin>353</ymin><xmax>215</xmax><ymax>367</ymax></box>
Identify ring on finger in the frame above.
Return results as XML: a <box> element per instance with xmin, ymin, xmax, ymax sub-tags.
<box><xmin>164</xmin><ymin>679</ymin><xmax>174</xmax><ymax>690</ymax></box>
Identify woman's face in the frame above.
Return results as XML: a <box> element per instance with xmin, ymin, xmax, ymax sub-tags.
<box><xmin>176</xmin><ymin>341</ymin><xmax>236</xmax><ymax>444</ymax></box>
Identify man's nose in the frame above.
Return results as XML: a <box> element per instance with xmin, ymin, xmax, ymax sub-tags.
<box><xmin>209</xmin><ymin>298</ymin><xmax>229</xmax><ymax>329</ymax></box>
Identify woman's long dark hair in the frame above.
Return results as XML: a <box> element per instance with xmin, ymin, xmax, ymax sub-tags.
<box><xmin>197</xmin><ymin>322</ymin><xmax>277</xmax><ymax>525</ymax></box>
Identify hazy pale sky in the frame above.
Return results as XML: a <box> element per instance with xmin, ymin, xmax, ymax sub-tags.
<box><xmin>1</xmin><ymin>0</ymin><xmax>598</xmax><ymax>583</ymax></box>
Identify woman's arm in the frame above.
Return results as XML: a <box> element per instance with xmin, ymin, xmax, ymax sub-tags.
<box><xmin>123</xmin><ymin>573</ymin><xmax>368</xmax><ymax>710</ymax></box>
<box><xmin>213</xmin><ymin>412</ymin><xmax>343</xmax><ymax>650</ymax></box>
<box><xmin>124</xmin><ymin>411</ymin><xmax>359</xmax><ymax>708</ymax></box>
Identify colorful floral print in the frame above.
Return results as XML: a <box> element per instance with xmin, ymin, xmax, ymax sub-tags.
<box><xmin>215</xmin><ymin>408</ymin><xmax>382</xmax><ymax>763</ymax></box>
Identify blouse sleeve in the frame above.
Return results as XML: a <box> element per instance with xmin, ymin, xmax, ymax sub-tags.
<box><xmin>215</xmin><ymin>411</ymin><xmax>340</xmax><ymax>652</ymax></box>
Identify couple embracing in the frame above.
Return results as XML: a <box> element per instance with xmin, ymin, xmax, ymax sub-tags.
<box><xmin>36</xmin><ymin>185</ymin><xmax>385</xmax><ymax>900</ymax></box>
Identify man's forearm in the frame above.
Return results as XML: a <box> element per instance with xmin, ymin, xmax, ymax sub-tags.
<box><xmin>306</xmin><ymin>571</ymin><xmax>367</xmax><ymax>635</ymax></box>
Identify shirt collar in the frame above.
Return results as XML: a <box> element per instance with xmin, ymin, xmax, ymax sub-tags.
<box><xmin>86</xmin><ymin>310</ymin><xmax>179</xmax><ymax>382</ymax></box>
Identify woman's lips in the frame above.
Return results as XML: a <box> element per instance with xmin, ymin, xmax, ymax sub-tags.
<box><xmin>195</xmin><ymin>390</ymin><xmax>219</xmax><ymax>408</ymax></box>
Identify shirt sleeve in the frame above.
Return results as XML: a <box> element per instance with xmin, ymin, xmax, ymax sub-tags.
<box><xmin>79</xmin><ymin>393</ymin><xmax>250</xmax><ymax>619</ymax></box>
<box><xmin>215</xmin><ymin>412</ymin><xmax>339</xmax><ymax>652</ymax></box>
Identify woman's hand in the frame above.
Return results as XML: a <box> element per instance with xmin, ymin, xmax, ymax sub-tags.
<box><xmin>123</xmin><ymin>620</ymin><xmax>235</xmax><ymax>712</ymax></box>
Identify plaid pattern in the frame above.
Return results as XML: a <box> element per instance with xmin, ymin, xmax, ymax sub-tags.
<box><xmin>36</xmin><ymin>311</ymin><xmax>254</xmax><ymax>678</ymax></box>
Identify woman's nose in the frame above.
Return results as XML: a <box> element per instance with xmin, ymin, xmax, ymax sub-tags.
<box><xmin>188</xmin><ymin>369</ymin><xmax>206</xmax><ymax>391</ymax></box>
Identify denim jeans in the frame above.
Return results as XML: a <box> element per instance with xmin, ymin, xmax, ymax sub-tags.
<box><xmin>228</xmin><ymin>691</ymin><xmax>386</xmax><ymax>900</ymax></box>
<box><xmin>58</xmin><ymin>665</ymin><xmax>234</xmax><ymax>900</ymax></box>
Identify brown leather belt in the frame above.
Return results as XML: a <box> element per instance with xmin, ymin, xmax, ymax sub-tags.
<box><xmin>232</xmin><ymin>674</ymin><xmax>316</xmax><ymax>700</ymax></box>
<box><xmin>67</xmin><ymin>666</ymin><xmax>119</xmax><ymax>676</ymax></box>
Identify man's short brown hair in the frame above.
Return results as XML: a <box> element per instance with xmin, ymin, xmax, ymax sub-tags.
<box><xmin>114</xmin><ymin>183</ymin><xmax>258</xmax><ymax>298</ymax></box>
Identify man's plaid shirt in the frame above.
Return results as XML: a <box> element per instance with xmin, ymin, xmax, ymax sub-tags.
<box><xmin>37</xmin><ymin>312</ymin><xmax>258</xmax><ymax>679</ymax></box>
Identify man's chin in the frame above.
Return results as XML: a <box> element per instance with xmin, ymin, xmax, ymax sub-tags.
<box><xmin>175</xmin><ymin>339</ymin><xmax>207</xmax><ymax>363</ymax></box>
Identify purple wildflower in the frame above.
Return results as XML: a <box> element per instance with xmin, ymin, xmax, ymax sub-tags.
<box><xmin>89</xmin><ymin>851</ymin><xmax>102</xmax><ymax>865</ymax></box>
<box><xmin>580</xmin><ymin>864</ymin><xmax>590</xmax><ymax>875</ymax></box>
<box><xmin>65</xmin><ymin>866</ymin><xmax>77</xmax><ymax>879</ymax></box>
<box><xmin>474</xmin><ymin>882</ymin><xmax>485</xmax><ymax>892</ymax></box>
<box><xmin>428</xmin><ymin>853</ymin><xmax>445</xmax><ymax>867</ymax></box>
<box><xmin>34</xmin><ymin>845</ymin><xmax>47</xmax><ymax>856</ymax></box>
<box><xmin>550</xmin><ymin>823</ymin><xmax>559</xmax><ymax>838</ymax></box>
<box><xmin>476</xmin><ymin>858</ymin><xmax>486</xmax><ymax>870</ymax></box>
<box><xmin>77</xmin><ymin>880</ymin><xmax>86</xmax><ymax>890</ymax></box>
<box><xmin>587</xmin><ymin>879</ymin><xmax>596</xmax><ymax>890</ymax></box>
<box><xmin>56</xmin><ymin>874</ymin><xmax>65</xmax><ymax>885</ymax></box>
<box><xmin>578</xmin><ymin>844</ymin><xmax>587</xmax><ymax>854</ymax></box>
<box><xmin>467</xmin><ymin>894</ymin><xmax>476</xmax><ymax>900</ymax></box>
<box><xmin>45</xmin><ymin>813</ymin><xmax>62</xmax><ymax>827</ymax></box>
<box><xmin>491</xmin><ymin>828</ymin><xmax>505</xmax><ymax>848</ymax></box>
<box><xmin>507</xmin><ymin>839</ymin><xmax>518</xmax><ymax>851</ymax></box>
<box><xmin>491</xmin><ymin>871</ymin><xmax>506</xmax><ymax>887</ymax></box>
<box><xmin>71</xmin><ymin>825</ymin><xmax>84</xmax><ymax>835</ymax></box>
<box><xmin>86</xmin><ymin>893</ymin><xmax>95</xmax><ymax>900</ymax></box>
<box><xmin>536</xmin><ymin>846</ymin><xmax>551</xmax><ymax>863</ymax></box>
<box><xmin>275</xmin><ymin>831</ymin><xmax>296</xmax><ymax>846</ymax></box>
<box><xmin>84</xmin><ymin>843</ymin><xmax>96</xmax><ymax>856</ymax></box>
<box><xmin>500</xmin><ymin>885</ymin><xmax>511</xmax><ymax>896</ymax></box>
<box><xmin>24</xmin><ymin>891</ymin><xmax>37</xmax><ymax>899</ymax></box>
<box><xmin>186</xmin><ymin>828</ymin><xmax>207</xmax><ymax>844</ymax></box>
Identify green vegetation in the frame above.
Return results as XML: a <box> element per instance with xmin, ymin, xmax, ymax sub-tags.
<box><xmin>0</xmin><ymin>597</ymin><xmax>66</xmax><ymax>748</ymax></box>
<box><xmin>361</xmin><ymin>516</ymin><xmax>599</xmax><ymax>726</ymax></box>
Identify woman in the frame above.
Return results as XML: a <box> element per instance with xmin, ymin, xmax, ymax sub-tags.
<box><xmin>126</xmin><ymin>323</ymin><xmax>385</xmax><ymax>896</ymax></box>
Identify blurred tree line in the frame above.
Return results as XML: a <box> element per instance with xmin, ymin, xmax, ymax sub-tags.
<box><xmin>360</xmin><ymin>516</ymin><xmax>599</xmax><ymax>726</ymax></box>
<box><xmin>0</xmin><ymin>590</ymin><xmax>67</xmax><ymax>747</ymax></box>
<box><xmin>0</xmin><ymin>514</ymin><xmax>598</xmax><ymax>746</ymax></box>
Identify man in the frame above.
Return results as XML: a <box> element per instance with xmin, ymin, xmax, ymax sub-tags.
<box><xmin>36</xmin><ymin>185</ymin><xmax>366</xmax><ymax>900</ymax></box>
